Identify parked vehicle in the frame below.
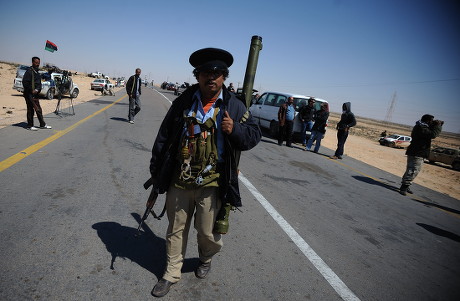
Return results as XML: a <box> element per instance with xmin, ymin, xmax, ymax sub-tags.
<box><xmin>91</xmin><ymin>79</ymin><xmax>114</xmax><ymax>91</ymax></box>
<box><xmin>249</xmin><ymin>91</ymin><xmax>327</xmax><ymax>138</ymax></box>
<box><xmin>174</xmin><ymin>82</ymin><xmax>190</xmax><ymax>96</ymax></box>
<box><xmin>90</xmin><ymin>71</ymin><xmax>103</xmax><ymax>78</ymax></box>
<box><xmin>427</xmin><ymin>147</ymin><xmax>460</xmax><ymax>170</ymax></box>
<box><xmin>379</xmin><ymin>134</ymin><xmax>412</xmax><ymax>148</ymax></box>
<box><xmin>13</xmin><ymin>72</ymin><xmax>79</xmax><ymax>100</ymax></box>
<box><xmin>166</xmin><ymin>82</ymin><xmax>176</xmax><ymax>91</ymax></box>
<box><xmin>16</xmin><ymin>65</ymin><xmax>29</xmax><ymax>78</ymax></box>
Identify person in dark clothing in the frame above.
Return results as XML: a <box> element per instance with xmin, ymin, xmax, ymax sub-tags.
<box><xmin>305</xmin><ymin>102</ymin><xmax>329</xmax><ymax>153</ymax></box>
<box><xmin>299</xmin><ymin>97</ymin><xmax>316</xmax><ymax>146</ymax></box>
<box><xmin>331</xmin><ymin>102</ymin><xmax>356</xmax><ymax>159</ymax></box>
<box><xmin>126</xmin><ymin>68</ymin><xmax>142</xmax><ymax>124</ymax></box>
<box><xmin>399</xmin><ymin>114</ymin><xmax>443</xmax><ymax>195</ymax></box>
<box><xmin>21</xmin><ymin>57</ymin><xmax>52</xmax><ymax>131</ymax></box>
<box><xmin>278</xmin><ymin>97</ymin><xmax>295</xmax><ymax>147</ymax></box>
<box><xmin>149</xmin><ymin>48</ymin><xmax>261</xmax><ymax>297</ymax></box>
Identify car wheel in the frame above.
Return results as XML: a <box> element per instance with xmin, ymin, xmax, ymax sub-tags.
<box><xmin>452</xmin><ymin>161</ymin><xmax>460</xmax><ymax>171</ymax></box>
<box><xmin>390</xmin><ymin>142</ymin><xmax>396</xmax><ymax>148</ymax></box>
<box><xmin>46</xmin><ymin>89</ymin><xmax>54</xmax><ymax>100</ymax></box>
<box><xmin>71</xmin><ymin>88</ymin><xmax>79</xmax><ymax>98</ymax></box>
<box><xmin>269</xmin><ymin>121</ymin><xmax>279</xmax><ymax>138</ymax></box>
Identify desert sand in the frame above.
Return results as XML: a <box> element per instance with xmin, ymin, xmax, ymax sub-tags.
<box><xmin>1</xmin><ymin>61</ymin><xmax>459</xmax><ymax>200</ymax></box>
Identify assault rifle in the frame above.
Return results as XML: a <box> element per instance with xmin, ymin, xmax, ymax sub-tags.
<box><xmin>136</xmin><ymin>178</ymin><xmax>165</xmax><ymax>236</ymax></box>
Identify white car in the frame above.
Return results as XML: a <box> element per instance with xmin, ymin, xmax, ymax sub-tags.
<box><xmin>13</xmin><ymin>72</ymin><xmax>79</xmax><ymax>100</ymax></box>
<box><xmin>379</xmin><ymin>134</ymin><xmax>412</xmax><ymax>148</ymax></box>
<box><xmin>249</xmin><ymin>91</ymin><xmax>328</xmax><ymax>138</ymax></box>
<box><xmin>91</xmin><ymin>79</ymin><xmax>114</xmax><ymax>91</ymax></box>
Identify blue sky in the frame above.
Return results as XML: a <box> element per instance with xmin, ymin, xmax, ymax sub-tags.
<box><xmin>1</xmin><ymin>0</ymin><xmax>459</xmax><ymax>133</ymax></box>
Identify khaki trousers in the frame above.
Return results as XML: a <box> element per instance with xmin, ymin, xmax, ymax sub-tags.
<box><xmin>163</xmin><ymin>185</ymin><xmax>222</xmax><ymax>283</ymax></box>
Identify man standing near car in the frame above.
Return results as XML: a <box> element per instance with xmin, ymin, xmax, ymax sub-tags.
<box><xmin>278</xmin><ymin>97</ymin><xmax>295</xmax><ymax>147</ymax></box>
<box><xmin>299</xmin><ymin>97</ymin><xmax>316</xmax><ymax>146</ymax></box>
<box><xmin>22</xmin><ymin>56</ymin><xmax>52</xmax><ymax>131</ymax></box>
<box><xmin>399</xmin><ymin>114</ymin><xmax>443</xmax><ymax>195</ymax></box>
<box><xmin>330</xmin><ymin>102</ymin><xmax>356</xmax><ymax>159</ymax></box>
<box><xmin>126</xmin><ymin>68</ymin><xmax>142</xmax><ymax>124</ymax></box>
<box><xmin>149</xmin><ymin>48</ymin><xmax>261</xmax><ymax>297</ymax></box>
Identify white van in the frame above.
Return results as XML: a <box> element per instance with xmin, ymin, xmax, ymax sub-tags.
<box><xmin>249</xmin><ymin>91</ymin><xmax>327</xmax><ymax>138</ymax></box>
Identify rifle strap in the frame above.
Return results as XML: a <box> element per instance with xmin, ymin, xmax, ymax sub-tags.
<box><xmin>150</xmin><ymin>202</ymin><xmax>166</xmax><ymax>220</ymax></box>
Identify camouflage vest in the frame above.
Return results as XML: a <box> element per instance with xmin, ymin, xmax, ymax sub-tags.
<box><xmin>174</xmin><ymin>106</ymin><xmax>220</xmax><ymax>189</ymax></box>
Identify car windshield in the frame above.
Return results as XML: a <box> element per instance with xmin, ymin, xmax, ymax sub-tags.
<box><xmin>94</xmin><ymin>79</ymin><xmax>104</xmax><ymax>83</ymax></box>
<box><xmin>387</xmin><ymin>135</ymin><xmax>400</xmax><ymax>139</ymax></box>
<box><xmin>293</xmin><ymin>98</ymin><xmax>309</xmax><ymax>111</ymax></box>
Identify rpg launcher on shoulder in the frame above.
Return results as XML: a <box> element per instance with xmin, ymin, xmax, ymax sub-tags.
<box><xmin>136</xmin><ymin>178</ymin><xmax>165</xmax><ymax>236</ymax></box>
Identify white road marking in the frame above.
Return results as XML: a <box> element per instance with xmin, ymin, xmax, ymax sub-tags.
<box><xmin>239</xmin><ymin>172</ymin><xmax>361</xmax><ymax>301</ymax></box>
<box><xmin>153</xmin><ymin>88</ymin><xmax>172</xmax><ymax>104</ymax></box>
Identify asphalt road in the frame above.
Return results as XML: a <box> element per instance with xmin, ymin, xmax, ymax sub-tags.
<box><xmin>1</xmin><ymin>87</ymin><xmax>459</xmax><ymax>301</ymax></box>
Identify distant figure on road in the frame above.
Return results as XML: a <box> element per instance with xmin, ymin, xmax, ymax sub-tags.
<box><xmin>278</xmin><ymin>97</ymin><xmax>295</xmax><ymax>147</ymax></box>
<box><xmin>148</xmin><ymin>48</ymin><xmax>261</xmax><ymax>297</ymax></box>
<box><xmin>126</xmin><ymin>68</ymin><xmax>142</xmax><ymax>124</ymax></box>
<box><xmin>227</xmin><ymin>82</ymin><xmax>235</xmax><ymax>92</ymax></box>
<box><xmin>330</xmin><ymin>102</ymin><xmax>356</xmax><ymax>159</ymax></box>
<box><xmin>299</xmin><ymin>97</ymin><xmax>316</xmax><ymax>146</ymax></box>
<box><xmin>399</xmin><ymin>114</ymin><xmax>443</xmax><ymax>195</ymax></box>
<box><xmin>22</xmin><ymin>56</ymin><xmax>52</xmax><ymax>131</ymax></box>
<box><xmin>305</xmin><ymin>102</ymin><xmax>329</xmax><ymax>153</ymax></box>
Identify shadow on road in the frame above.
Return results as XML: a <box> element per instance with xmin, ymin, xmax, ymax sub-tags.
<box><xmin>416</xmin><ymin>223</ymin><xmax>460</xmax><ymax>243</ymax></box>
<box><xmin>92</xmin><ymin>216</ymin><xmax>166</xmax><ymax>279</ymax></box>
<box><xmin>352</xmin><ymin>175</ymin><xmax>398</xmax><ymax>192</ymax></box>
<box><xmin>411</xmin><ymin>198</ymin><xmax>460</xmax><ymax>216</ymax></box>
<box><xmin>92</xmin><ymin>213</ymin><xmax>199</xmax><ymax>279</ymax></box>
<box><xmin>110</xmin><ymin>117</ymin><xmax>129</xmax><ymax>122</ymax></box>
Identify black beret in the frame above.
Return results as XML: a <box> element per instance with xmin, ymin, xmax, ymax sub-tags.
<box><xmin>189</xmin><ymin>48</ymin><xmax>233</xmax><ymax>72</ymax></box>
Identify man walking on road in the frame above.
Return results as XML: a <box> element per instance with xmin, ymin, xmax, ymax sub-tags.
<box><xmin>399</xmin><ymin>114</ymin><xmax>443</xmax><ymax>195</ymax></box>
<box><xmin>148</xmin><ymin>48</ymin><xmax>261</xmax><ymax>297</ymax></box>
<box><xmin>331</xmin><ymin>102</ymin><xmax>356</xmax><ymax>159</ymax></box>
<box><xmin>126</xmin><ymin>68</ymin><xmax>142</xmax><ymax>124</ymax></box>
<box><xmin>22</xmin><ymin>57</ymin><xmax>52</xmax><ymax>131</ymax></box>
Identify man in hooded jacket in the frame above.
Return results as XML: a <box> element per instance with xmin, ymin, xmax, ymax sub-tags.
<box><xmin>399</xmin><ymin>114</ymin><xmax>442</xmax><ymax>195</ymax></box>
<box><xmin>331</xmin><ymin>102</ymin><xmax>356</xmax><ymax>159</ymax></box>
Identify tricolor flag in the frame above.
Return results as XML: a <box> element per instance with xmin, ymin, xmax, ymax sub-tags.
<box><xmin>45</xmin><ymin>40</ymin><xmax>58</xmax><ymax>53</ymax></box>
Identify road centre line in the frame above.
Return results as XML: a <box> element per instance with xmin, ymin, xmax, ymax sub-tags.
<box><xmin>0</xmin><ymin>95</ymin><xmax>126</xmax><ymax>173</ymax></box>
<box><xmin>239</xmin><ymin>172</ymin><xmax>361</xmax><ymax>301</ymax></box>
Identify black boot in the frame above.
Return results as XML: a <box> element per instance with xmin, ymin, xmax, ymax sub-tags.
<box><xmin>399</xmin><ymin>184</ymin><xmax>409</xmax><ymax>196</ymax></box>
<box><xmin>195</xmin><ymin>261</ymin><xmax>212</xmax><ymax>279</ymax></box>
<box><xmin>151</xmin><ymin>279</ymin><xmax>174</xmax><ymax>297</ymax></box>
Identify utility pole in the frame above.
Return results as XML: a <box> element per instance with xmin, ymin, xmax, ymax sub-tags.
<box><xmin>384</xmin><ymin>91</ymin><xmax>397</xmax><ymax>123</ymax></box>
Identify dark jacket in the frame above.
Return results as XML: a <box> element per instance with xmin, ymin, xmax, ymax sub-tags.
<box><xmin>311</xmin><ymin>109</ymin><xmax>329</xmax><ymax>134</ymax></box>
<box><xmin>299</xmin><ymin>104</ymin><xmax>315</xmax><ymax>122</ymax></box>
<box><xmin>406</xmin><ymin>120</ymin><xmax>442</xmax><ymax>158</ymax></box>
<box><xmin>336</xmin><ymin>102</ymin><xmax>356</xmax><ymax>130</ymax></box>
<box><xmin>149</xmin><ymin>84</ymin><xmax>261</xmax><ymax>207</ymax></box>
<box><xmin>126</xmin><ymin>75</ymin><xmax>141</xmax><ymax>96</ymax></box>
<box><xmin>22</xmin><ymin>67</ymin><xmax>42</xmax><ymax>93</ymax></box>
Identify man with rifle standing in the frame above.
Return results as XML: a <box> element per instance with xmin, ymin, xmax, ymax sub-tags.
<box><xmin>148</xmin><ymin>48</ymin><xmax>261</xmax><ymax>297</ymax></box>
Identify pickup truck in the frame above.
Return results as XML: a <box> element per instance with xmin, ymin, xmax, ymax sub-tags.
<box><xmin>13</xmin><ymin>72</ymin><xmax>79</xmax><ymax>100</ymax></box>
<box><xmin>90</xmin><ymin>71</ymin><xmax>102</xmax><ymax>78</ymax></box>
<box><xmin>427</xmin><ymin>147</ymin><xmax>460</xmax><ymax>171</ymax></box>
